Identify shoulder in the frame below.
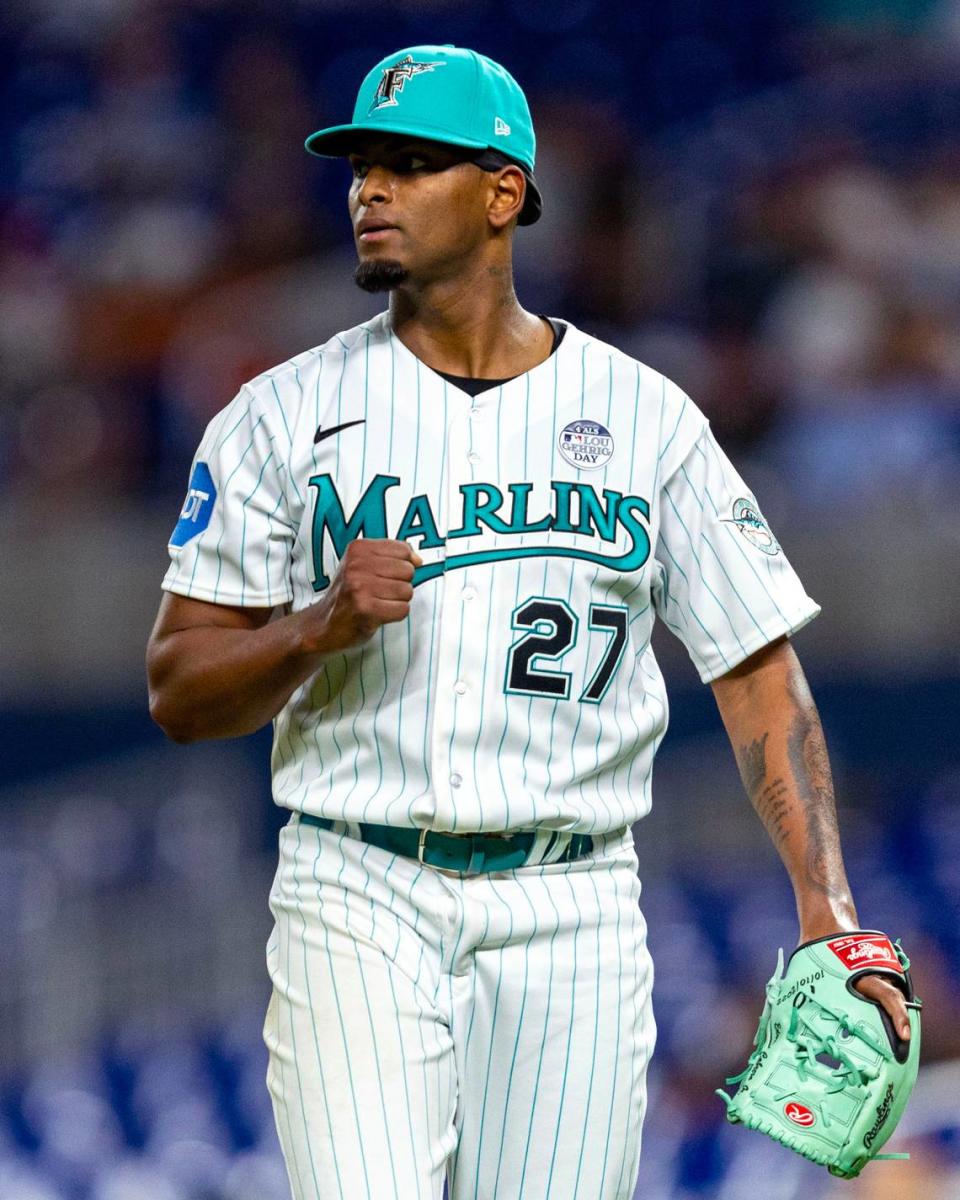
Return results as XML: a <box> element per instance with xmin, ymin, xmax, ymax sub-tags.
<box><xmin>558</xmin><ymin>319</ymin><xmax>707</xmax><ymax>442</ymax></box>
<box><xmin>238</xmin><ymin>312</ymin><xmax>390</xmax><ymax>429</ymax></box>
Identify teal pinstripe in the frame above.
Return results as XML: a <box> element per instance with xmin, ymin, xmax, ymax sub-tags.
<box><xmin>656</xmin><ymin>388</ymin><xmax>688</xmax><ymax>465</ymax></box>
<box><xmin>537</xmin><ymin>345</ymin><xmax>564</xmax><ymax>817</ymax></box>
<box><xmin>660</xmin><ymin>486</ymin><xmax>750</xmax><ymax>654</ymax></box>
<box><xmin>238</xmin><ymin>449</ymin><xmax>275</xmax><ymax>606</ymax></box>
<box><xmin>291</xmin><ymin>821</ymin><xmax>337</xmax><ymax>1198</ymax></box>
<box><xmin>560</xmin><ymin>346</ymin><xmax>602</xmax><ymax>830</ymax></box>
<box><xmin>282</xmin><ymin>822</ymin><xmax>316</xmax><ymax>1198</ymax></box>
<box><xmin>373</xmin><ymin>333</ymin><xmax>404</xmax><ymax>821</ymax></box>
<box><xmin>571</xmin><ymin>869</ymin><xmax>605</xmax><ymax>1194</ymax></box>
<box><xmin>543</xmin><ymin>872</ymin><xmax>585</xmax><ymax>1196</ymax></box>
<box><xmin>598</xmin><ymin>861</ymin><xmax>625</xmax><ymax>1194</ymax></box>
<box><xmin>319</xmin><ymin>834</ymin><xmax>373</xmax><ymax>1199</ymax></box>
<box><xmin>409</xmin><ymin>363</ymin><xmax>446</xmax><ymax>820</ymax></box>
<box><xmin>468</xmin><ymin>884</ymin><xmax>511</xmax><ymax>1196</ymax></box>
<box><xmin>270</xmin><ymin>376</ymin><xmax>304</xmax><ymax>507</ymax></box>
<box><xmin>213</xmin><ymin>414</ymin><xmax>268</xmax><ymax>601</ymax></box>
<box><xmin>694</xmin><ymin>439</ymin><xmax>792</xmax><ymax>620</ymax></box>
<box><xmin>214</xmin><ymin>402</ymin><xmax>249</xmax><ymax>450</ymax></box>
<box><xmin>262</xmin><ymin>487</ymin><xmax>288</xmax><ymax>611</ymax></box>
<box><xmin>380</xmin><ymin>856</ymin><xmax>426</xmax><ymax>1200</ymax></box>
<box><xmin>516</xmin><ymin>873</ymin><xmax>562</xmax><ymax>1200</ymax></box>
<box><xmin>353</xmin><ymin>844</ymin><xmax>402</xmax><ymax>1196</ymax></box>
<box><xmin>444</xmin><ymin>382</ymin><xmax>477</xmax><ymax>834</ymax></box>
<box><xmin>341</xmin><ymin>334</ymin><xmax>375</xmax><ymax>818</ymax></box>
<box><xmin>489</xmin><ymin>880</ymin><xmax>537</xmax><ymax>1200</ymax></box>
<box><xmin>656</xmin><ymin>536</ymin><xmax>733</xmax><ymax>667</ymax></box>
<box><xmin>266</xmin><ymin>931</ymin><xmax>302</xmax><ymax>1196</ymax></box>
<box><xmin>676</xmin><ymin>463</ymin><xmax>771</xmax><ymax>631</ymax></box>
<box><xmin>614</xmin><ymin>882</ymin><xmax>644</xmax><ymax>1199</ymax></box>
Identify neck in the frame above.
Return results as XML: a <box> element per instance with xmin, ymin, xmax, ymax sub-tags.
<box><xmin>388</xmin><ymin>255</ymin><xmax>551</xmax><ymax>378</ymax></box>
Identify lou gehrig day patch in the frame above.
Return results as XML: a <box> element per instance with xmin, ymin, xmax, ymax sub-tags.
<box><xmin>170</xmin><ymin>462</ymin><xmax>217</xmax><ymax>547</ymax></box>
<box><xmin>826</xmin><ymin>934</ymin><xmax>902</xmax><ymax>973</ymax></box>
<box><xmin>558</xmin><ymin>419</ymin><xmax>614</xmax><ymax>470</ymax></box>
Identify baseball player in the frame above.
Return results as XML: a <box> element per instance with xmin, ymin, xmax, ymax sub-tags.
<box><xmin>147</xmin><ymin>44</ymin><xmax>911</xmax><ymax>1200</ymax></box>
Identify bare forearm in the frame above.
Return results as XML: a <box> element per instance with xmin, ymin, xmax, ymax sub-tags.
<box><xmin>147</xmin><ymin>540</ymin><xmax>420</xmax><ymax>743</ymax></box>
<box><xmin>147</xmin><ymin>610</ymin><xmax>323</xmax><ymax>741</ymax></box>
<box><xmin>713</xmin><ymin>640</ymin><xmax>858</xmax><ymax>939</ymax></box>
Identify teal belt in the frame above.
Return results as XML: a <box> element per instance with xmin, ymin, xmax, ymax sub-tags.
<box><xmin>298</xmin><ymin>812</ymin><xmax>596</xmax><ymax>875</ymax></box>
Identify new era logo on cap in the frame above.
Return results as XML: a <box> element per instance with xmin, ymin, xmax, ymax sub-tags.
<box><xmin>495</xmin><ymin>116</ymin><xmax>511</xmax><ymax>136</ymax></box>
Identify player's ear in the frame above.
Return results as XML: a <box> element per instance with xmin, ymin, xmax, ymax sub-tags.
<box><xmin>487</xmin><ymin>165</ymin><xmax>525</xmax><ymax>230</ymax></box>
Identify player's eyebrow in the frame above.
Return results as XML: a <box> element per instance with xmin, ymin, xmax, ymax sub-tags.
<box><xmin>351</xmin><ymin>141</ymin><xmax>459</xmax><ymax>165</ymax></box>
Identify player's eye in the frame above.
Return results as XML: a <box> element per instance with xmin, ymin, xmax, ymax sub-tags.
<box><xmin>351</xmin><ymin>159</ymin><xmax>370</xmax><ymax>180</ymax></box>
<box><xmin>393</xmin><ymin>153</ymin><xmax>429</xmax><ymax>173</ymax></box>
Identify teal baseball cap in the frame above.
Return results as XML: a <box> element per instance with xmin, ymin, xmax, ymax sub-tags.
<box><xmin>305</xmin><ymin>44</ymin><xmax>542</xmax><ymax>224</ymax></box>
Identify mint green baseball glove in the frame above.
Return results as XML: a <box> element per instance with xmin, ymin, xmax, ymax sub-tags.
<box><xmin>717</xmin><ymin>931</ymin><xmax>922</xmax><ymax>1180</ymax></box>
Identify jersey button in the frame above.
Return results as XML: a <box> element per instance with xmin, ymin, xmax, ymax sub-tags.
<box><xmin>454</xmin><ymin>681</ymin><xmax>468</xmax><ymax>695</ymax></box>
<box><xmin>450</xmin><ymin>773</ymin><xmax>463</xmax><ymax>788</ymax></box>
<box><xmin>460</xmin><ymin>586</ymin><xmax>476</xmax><ymax>602</ymax></box>
<box><xmin>467</xmin><ymin>452</ymin><xmax>480</xmax><ymax>465</ymax></box>
<box><xmin>469</xmin><ymin>406</ymin><xmax>481</xmax><ymax>417</ymax></box>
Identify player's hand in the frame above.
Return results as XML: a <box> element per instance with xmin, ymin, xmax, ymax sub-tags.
<box><xmin>304</xmin><ymin>539</ymin><xmax>423</xmax><ymax>653</ymax></box>
<box><xmin>853</xmin><ymin>973</ymin><xmax>912</xmax><ymax>1042</ymax></box>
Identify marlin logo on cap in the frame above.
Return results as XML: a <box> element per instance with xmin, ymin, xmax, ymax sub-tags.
<box><xmin>370</xmin><ymin>55</ymin><xmax>445</xmax><ymax>110</ymax></box>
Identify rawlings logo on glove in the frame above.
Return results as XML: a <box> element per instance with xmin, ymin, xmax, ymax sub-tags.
<box><xmin>827</xmin><ymin>933</ymin><xmax>902</xmax><ymax>972</ymax></box>
<box><xmin>717</xmin><ymin>931</ymin><xmax>922</xmax><ymax>1180</ymax></box>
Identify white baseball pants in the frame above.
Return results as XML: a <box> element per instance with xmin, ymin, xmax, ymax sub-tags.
<box><xmin>263</xmin><ymin>814</ymin><xmax>656</xmax><ymax>1200</ymax></box>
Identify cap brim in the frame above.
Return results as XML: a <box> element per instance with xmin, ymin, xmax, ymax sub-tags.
<box><xmin>304</xmin><ymin>122</ymin><xmax>543</xmax><ymax>226</ymax></box>
<box><xmin>305</xmin><ymin>122</ymin><xmax>489</xmax><ymax>158</ymax></box>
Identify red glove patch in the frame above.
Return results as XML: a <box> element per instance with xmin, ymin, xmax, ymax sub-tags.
<box><xmin>826</xmin><ymin>934</ymin><xmax>901</xmax><ymax>973</ymax></box>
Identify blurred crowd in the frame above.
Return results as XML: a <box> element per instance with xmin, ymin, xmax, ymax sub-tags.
<box><xmin>3</xmin><ymin>0</ymin><xmax>960</xmax><ymax>512</ymax></box>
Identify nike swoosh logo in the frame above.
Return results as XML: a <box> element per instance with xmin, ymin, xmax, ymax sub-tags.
<box><xmin>314</xmin><ymin>419</ymin><xmax>366</xmax><ymax>445</ymax></box>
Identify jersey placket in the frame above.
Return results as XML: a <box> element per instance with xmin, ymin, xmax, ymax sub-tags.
<box><xmin>429</xmin><ymin>389</ymin><xmax>487</xmax><ymax>833</ymax></box>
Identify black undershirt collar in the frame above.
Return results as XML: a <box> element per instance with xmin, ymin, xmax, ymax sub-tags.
<box><xmin>435</xmin><ymin>317</ymin><xmax>566</xmax><ymax>397</ymax></box>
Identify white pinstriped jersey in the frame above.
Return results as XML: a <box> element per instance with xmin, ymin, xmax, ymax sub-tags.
<box><xmin>163</xmin><ymin>310</ymin><xmax>819</xmax><ymax>834</ymax></box>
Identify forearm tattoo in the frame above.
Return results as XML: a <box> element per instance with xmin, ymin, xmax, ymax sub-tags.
<box><xmin>735</xmin><ymin>685</ymin><xmax>848</xmax><ymax>899</ymax></box>
<box><xmin>786</xmin><ymin>705</ymin><xmax>847</xmax><ymax>901</ymax></box>
<box><xmin>736</xmin><ymin>732</ymin><xmax>792</xmax><ymax>849</ymax></box>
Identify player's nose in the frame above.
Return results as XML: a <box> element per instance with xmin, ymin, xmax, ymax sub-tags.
<box><xmin>357</xmin><ymin>164</ymin><xmax>395</xmax><ymax>208</ymax></box>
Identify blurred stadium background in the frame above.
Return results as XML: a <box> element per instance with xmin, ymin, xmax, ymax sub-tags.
<box><xmin>2</xmin><ymin>0</ymin><xmax>960</xmax><ymax>1197</ymax></box>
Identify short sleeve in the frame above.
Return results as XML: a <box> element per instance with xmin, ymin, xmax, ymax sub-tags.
<box><xmin>652</xmin><ymin>424</ymin><xmax>820</xmax><ymax>682</ymax></box>
<box><xmin>162</xmin><ymin>387</ymin><xmax>295</xmax><ymax>607</ymax></box>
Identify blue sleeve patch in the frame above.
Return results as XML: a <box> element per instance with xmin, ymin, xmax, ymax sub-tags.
<box><xmin>170</xmin><ymin>462</ymin><xmax>217</xmax><ymax>547</ymax></box>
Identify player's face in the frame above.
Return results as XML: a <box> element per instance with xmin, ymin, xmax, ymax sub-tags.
<box><xmin>347</xmin><ymin>135</ymin><xmax>494</xmax><ymax>290</ymax></box>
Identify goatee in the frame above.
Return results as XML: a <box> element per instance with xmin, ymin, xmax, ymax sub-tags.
<box><xmin>354</xmin><ymin>259</ymin><xmax>409</xmax><ymax>293</ymax></box>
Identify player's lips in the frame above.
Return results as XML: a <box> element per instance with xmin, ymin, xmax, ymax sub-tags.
<box><xmin>357</xmin><ymin>218</ymin><xmax>399</xmax><ymax>241</ymax></box>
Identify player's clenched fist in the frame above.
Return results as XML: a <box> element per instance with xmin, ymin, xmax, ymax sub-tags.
<box><xmin>306</xmin><ymin>539</ymin><xmax>422</xmax><ymax>653</ymax></box>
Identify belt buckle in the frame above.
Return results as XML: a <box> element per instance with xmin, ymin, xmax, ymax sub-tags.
<box><xmin>417</xmin><ymin>828</ymin><xmax>467</xmax><ymax>877</ymax></box>
<box><xmin>417</xmin><ymin>828</ymin><xmax>518</xmax><ymax>876</ymax></box>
